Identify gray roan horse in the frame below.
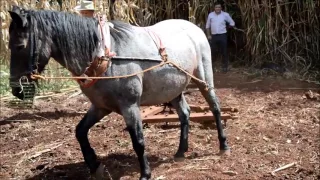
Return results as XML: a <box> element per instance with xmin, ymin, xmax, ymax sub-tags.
<box><xmin>8</xmin><ymin>6</ymin><xmax>230</xmax><ymax>180</ymax></box>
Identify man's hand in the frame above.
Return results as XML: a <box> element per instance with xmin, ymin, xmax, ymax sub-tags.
<box><xmin>206</xmin><ymin>28</ymin><xmax>211</xmax><ymax>40</ymax></box>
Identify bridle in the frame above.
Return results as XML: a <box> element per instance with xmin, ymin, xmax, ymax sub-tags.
<box><xmin>9</xmin><ymin>13</ymin><xmax>39</xmax><ymax>85</ymax></box>
<box><xmin>27</xmin><ymin>15</ymin><xmax>39</xmax><ymax>77</ymax></box>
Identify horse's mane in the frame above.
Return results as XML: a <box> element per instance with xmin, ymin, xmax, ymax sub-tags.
<box><xmin>26</xmin><ymin>9</ymin><xmax>136</xmax><ymax>73</ymax></box>
<box><xmin>28</xmin><ymin>9</ymin><xmax>101</xmax><ymax>65</ymax></box>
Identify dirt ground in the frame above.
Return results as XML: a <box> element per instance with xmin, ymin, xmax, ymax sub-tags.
<box><xmin>0</xmin><ymin>71</ymin><xmax>319</xmax><ymax>180</ymax></box>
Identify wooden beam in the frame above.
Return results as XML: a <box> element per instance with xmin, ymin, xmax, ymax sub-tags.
<box><xmin>140</xmin><ymin>106</ymin><xmax>165</xmax><ymax>118</ymax></box>
<box><xmin>142</xmin><ymin>113</ymin><xmax>238</xmax><ymax>124</ymax></box>
<box><xmin>188</xmin><ymin>104</ymin><xmax>239</xmax><ymax>112</ymax></box>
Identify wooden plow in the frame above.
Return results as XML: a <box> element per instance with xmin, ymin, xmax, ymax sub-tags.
<box><xmin>139</xmin><ymin>82</ymin><xmax>239</xmax><ymax>125</ymax></box>
<box><xmin>140</xmin><ymin>104</ymin><xmax>239</xmax><ymax>125</ymax></box>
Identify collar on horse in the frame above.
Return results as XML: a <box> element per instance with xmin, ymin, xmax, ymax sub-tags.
<box><xmin>75</xmin><ymin>20</ymin><xmax>168</xmax><ymax>88</ymax></box>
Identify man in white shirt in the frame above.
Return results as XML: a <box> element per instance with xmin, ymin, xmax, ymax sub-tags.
<box><xmin>206</xmin><ymin>2</ymin><xmax>235</xmax><ymax>72</ymax></box>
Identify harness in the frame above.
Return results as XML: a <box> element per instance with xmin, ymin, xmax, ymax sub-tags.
<box><xmin>74</xmin><ymin>15</ymin><xmax>117</xmax><ymax>88</ymax></box>
<box><xmin>75</xmin><ymin>18</ymin><xmax>168</xmax><ymax>88</ymax></box>
<box><xmin>21</xmin><ymin>14</ymin><xmax>211</xmax><ymax>92</ymax></box>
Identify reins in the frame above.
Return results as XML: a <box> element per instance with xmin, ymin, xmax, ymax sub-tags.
<box><xmin>30</xmin><ymin>58</ymin><xmax>212</xmax><ymax>90</ymax></box>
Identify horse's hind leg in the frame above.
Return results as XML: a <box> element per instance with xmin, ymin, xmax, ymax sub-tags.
<box><xmin>193</xmin><ymin>50</ymin><xmax>230</xmax><ymax>155</ymax></box>
<box><xmin>194</xmin><ymin>81</ymin><xmax>230</xmax><ymax>155</ymax></box>
<box><xmin>169</xmin><ymin>94</ymin><xmax>191</xmax><ymax>159</ymax></box>
<box><xmin>75</xmin><ymin>105</ymin><xmax>111</xmax><ymax>179</ymax></box>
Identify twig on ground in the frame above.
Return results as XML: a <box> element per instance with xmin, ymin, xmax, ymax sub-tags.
<box><xmin>0</xmin><ymin>96</ymin><xmax>14</xmax><ymax>101</ymax></box>
<box><xmin>158</xmin><ymin>129</ymin><xmax>177</xmax><ymax>133</ymax></box>
<box><xmin>28</xmin><ymin>143</ymin><xmax>64</xmax><ymax>160</ymax></box>
<box><xmin>271</xmin><ymin>162</ymin><xmax>297</xmax><ymax>176</ymax></box>
<box><xmin>35</xmin><ymin>88</ymin><xmax>79</xmax><ymax>100</ymax></box>
<box><xmin>67</xmin><ymin>90</ymin><xmax>82</xmax><ymax>99</ymax></box>
<box><xmin>222</xmin><ymin>171</ymin><xmax>238</xmax><ymax>176</ymax></box>
<box><xmin>33</xmin><ymin>114</ymin><xmax>50</xmax><ymax>121</ymax></box>
<box><xmin>244</xmin><ymin>79</ymin><xmax>262</xmax><ymax>84</ymax></box>
<box><xmin>106</xmin><ymin>169</ymin><xmax>113</xmax><ymax>180</ymax></box>
<box><xmin>281</xmin><ymin>87</ymin><xmax>320</xmax><ymax>90</ymax></box>
<box><xmin>1</xmin><ymin>119</ymin><xmax>31</xmax><ymax>123</ymax></box>
<box><xmin>195</xmin><ymin>168</ymin><xmax>211</xmax><ymax>170</ymax></box>
<box><xmin>192</xmin><ymin>157</ymin><xmax>220</xmax><ymax>161</ymax></box>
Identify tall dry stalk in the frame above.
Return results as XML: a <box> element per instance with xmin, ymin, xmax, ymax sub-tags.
<box><xmin>1</xmin><ymin>0</ymin><xmax>319</xmax><ymax>76</ymax></box>
<box><xmin>238</xmin><ymin>0</ymin><xmax>319</xmax><ymax>72</ymax></box>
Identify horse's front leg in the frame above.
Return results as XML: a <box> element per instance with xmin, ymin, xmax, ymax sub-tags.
<box><xmin>121</xmin><ymin>103</ymin><xmax>151</xmax><ymax>180</ymax></box>
<box><xmin>75</xmin><ymin>105</ymin><xmax>111</xmax><ymax>179</ymax></box>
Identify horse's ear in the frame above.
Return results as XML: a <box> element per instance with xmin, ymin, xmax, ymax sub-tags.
<box><xmin>8</xmin><ymin>10</ymin><xmax>28</xmax><ymax>28</ymax></box>
<box><xmin>11</xmin><ymin>5</ymin><xmax>21</xmax><ymax>12</ymax></box>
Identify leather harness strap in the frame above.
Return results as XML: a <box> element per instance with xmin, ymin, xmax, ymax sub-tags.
<box><xmin>76</xmin><ymin>58</ymin><xmax>109</xmax><ymax>88</ymax></box>
<box><xmin>145</xmin><ymin>28</ymin><xmax>168</xmax><ymax>61</ymax></box>
<box><xmin>75</xmin><ymin>22</ymin><xmax>167</xmax><ymax>88</ymax></box>
<box><xmin>97</xmin><ymin>15</ymin><xmax>116</xmax><ymax>58</ymax></box>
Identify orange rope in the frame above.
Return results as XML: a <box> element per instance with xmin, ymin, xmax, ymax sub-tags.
<box><xmin>31</xmin><ymin>60</ymin><xmax>210</xmax><ymax>89</ymax></box>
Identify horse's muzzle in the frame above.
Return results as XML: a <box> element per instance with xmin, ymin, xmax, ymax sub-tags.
<box><xmin>11</xmin><ymin>87</ymin><xmax>24</xmax><ymax>100</ymax></box>
<box><xmin>9</xmin><ymin>75</ymin><xmax>36</xmax><ymax>100</ymax></box>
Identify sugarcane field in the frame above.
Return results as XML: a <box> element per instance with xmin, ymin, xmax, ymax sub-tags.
<box><xmin>0</xmin><ymin>0</ymin><xmax>319</xmax><ymax>180</ymax></box>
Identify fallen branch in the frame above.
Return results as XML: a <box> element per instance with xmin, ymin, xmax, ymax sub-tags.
<box><xmin>192</xmin><ymin>157</ymin><xmax>220</xmax><ymax>161</ymax></box>
<box><xmin>28</xmin><ymin>143</ymin><xmax>64</xmax><ymax>160</ymax></box>
<box><xmin>0</xmin><ymin>96</ymin><xmax>14</xmax><ymax>101</ymax></box>
<box><xmin>67</xmin><ymin>90</ymin><xmax>82</xmax><ymax>99</ymax></box>
<box><xmin>244</xmin><ymin>79</ymin><xmax>262</xmax><ymax>84</ymax></box>
<box><xmin>158</xmin><ymin>129</ymin><xmax>177</xmax><ymax>133</ymax></box>
<box><xmin>271</xmin><ymin>162</ymin><xmax>297</xmax><ymax>175</ymax></box>
<box><xmin>222</xmin><ymin>171</ymin><xmax>238</xmax><ymax>176</ymax></box>
<box><xmin>195</xmin><ymin>168</ymin><xmax>211</xmax><ymax>170</ymax></box>
<box><xmin>35</xmin><ymin>88</ymin><xmax>79</xmax><ymax>100</ymax></box>
<box><xmin>281</xmin><ymin>87</ymin><xmax>320</xmax><ymax>90</ymax></box>
<box><xmin>0</xmin><ymin>119</ymin><xmax>31</xmax><ymax>123</ymax></box>
<box><xmin>33</xmin><ymin>114</ymin><xmax>50</xmax><ymax>121</ymax></box>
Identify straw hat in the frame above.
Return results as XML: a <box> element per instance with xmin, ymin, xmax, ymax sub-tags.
<box><xmin>74</xmin><ymin>0</ymin><xmax>95</xmax><ymax>11</ymax></box>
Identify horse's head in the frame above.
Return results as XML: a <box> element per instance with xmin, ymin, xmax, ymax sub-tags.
<box><xmin>8</xmin><ymin>6</ymin><xmax>50</xmax><ymax>99</ymax></box>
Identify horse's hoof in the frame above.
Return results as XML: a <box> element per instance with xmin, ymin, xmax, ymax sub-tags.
<box><xmin>174</xmin><ymin>153</ymin><xmax>185</xmax><ymax>162</ymax></box>
<box><xmin>95</xmin><ymin>163</ymin><xmax>105</xmax><ymax>180</ymax></box>
<box><xmin>139</xmin><ymin>174</ymin><xmax>151</xmax><ymax>180</ymax></box>
<box><xmin>218</xmin><ymin>149</ymin><xmax>231</xmax><ymax>156</ymax></box>
<box><xmin>140</xmin><ymin>177</ymin><xmax>150</xmax><ymax>180</ymax></box>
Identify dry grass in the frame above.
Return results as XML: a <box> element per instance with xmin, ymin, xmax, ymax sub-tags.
<box><xmin>238</xmin><ymin>0</ymin><xmax>319</xmax><ymax>71</ymax></box>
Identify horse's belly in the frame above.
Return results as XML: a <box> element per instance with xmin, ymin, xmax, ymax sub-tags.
<box><xmin>140</xmin><ymin>67</ymin><xmax>190</xmax><ymax>105</ymax></box>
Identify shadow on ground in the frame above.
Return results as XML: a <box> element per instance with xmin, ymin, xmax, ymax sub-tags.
<box><xmin>0</xmin><ymin>111</ymin><xmax>84</xmax><ymax>126</ymax></box>
<box><xmin>26</xmin><ymin>153</ymin><xmax>171</xmax><ymax>180</ymax></box>
<box><xmin>192</xmin><ymin>71</ymin><xmax>320</xmax><ymax>93</ymax></box>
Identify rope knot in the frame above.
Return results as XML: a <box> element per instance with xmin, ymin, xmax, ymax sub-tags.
<box><xmin>30</xmin><ymin>74</ymin><xmax>46</xmax><ymax>80</ymax></box>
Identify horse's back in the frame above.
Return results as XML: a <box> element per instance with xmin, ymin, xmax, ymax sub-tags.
<box><xmin>148</xmin><ymin>19</ymin><xmax>207</xmax><ymax>41</ymax></box>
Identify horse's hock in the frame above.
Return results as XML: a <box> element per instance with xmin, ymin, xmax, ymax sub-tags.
<box><xmin>140</xmin><ymin>104</ymin><xmax>239</xmax><ymax>125</ymax></box>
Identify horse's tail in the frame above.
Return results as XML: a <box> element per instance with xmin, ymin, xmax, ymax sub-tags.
<box><xmin>192</xmin><ymin>28</ymin><xmax>214</xmax><ymax>88</ymax></box>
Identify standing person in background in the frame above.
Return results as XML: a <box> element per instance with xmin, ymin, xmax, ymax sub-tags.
<box><xmin>206</xmin><ymin>1</ymin><xmax>235</xmax><ymax>73</ymax></box>
<box><xmin>74</xmin><ymin>0</ymin><xmax>115</xmax><ymax>60</ymax></box>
